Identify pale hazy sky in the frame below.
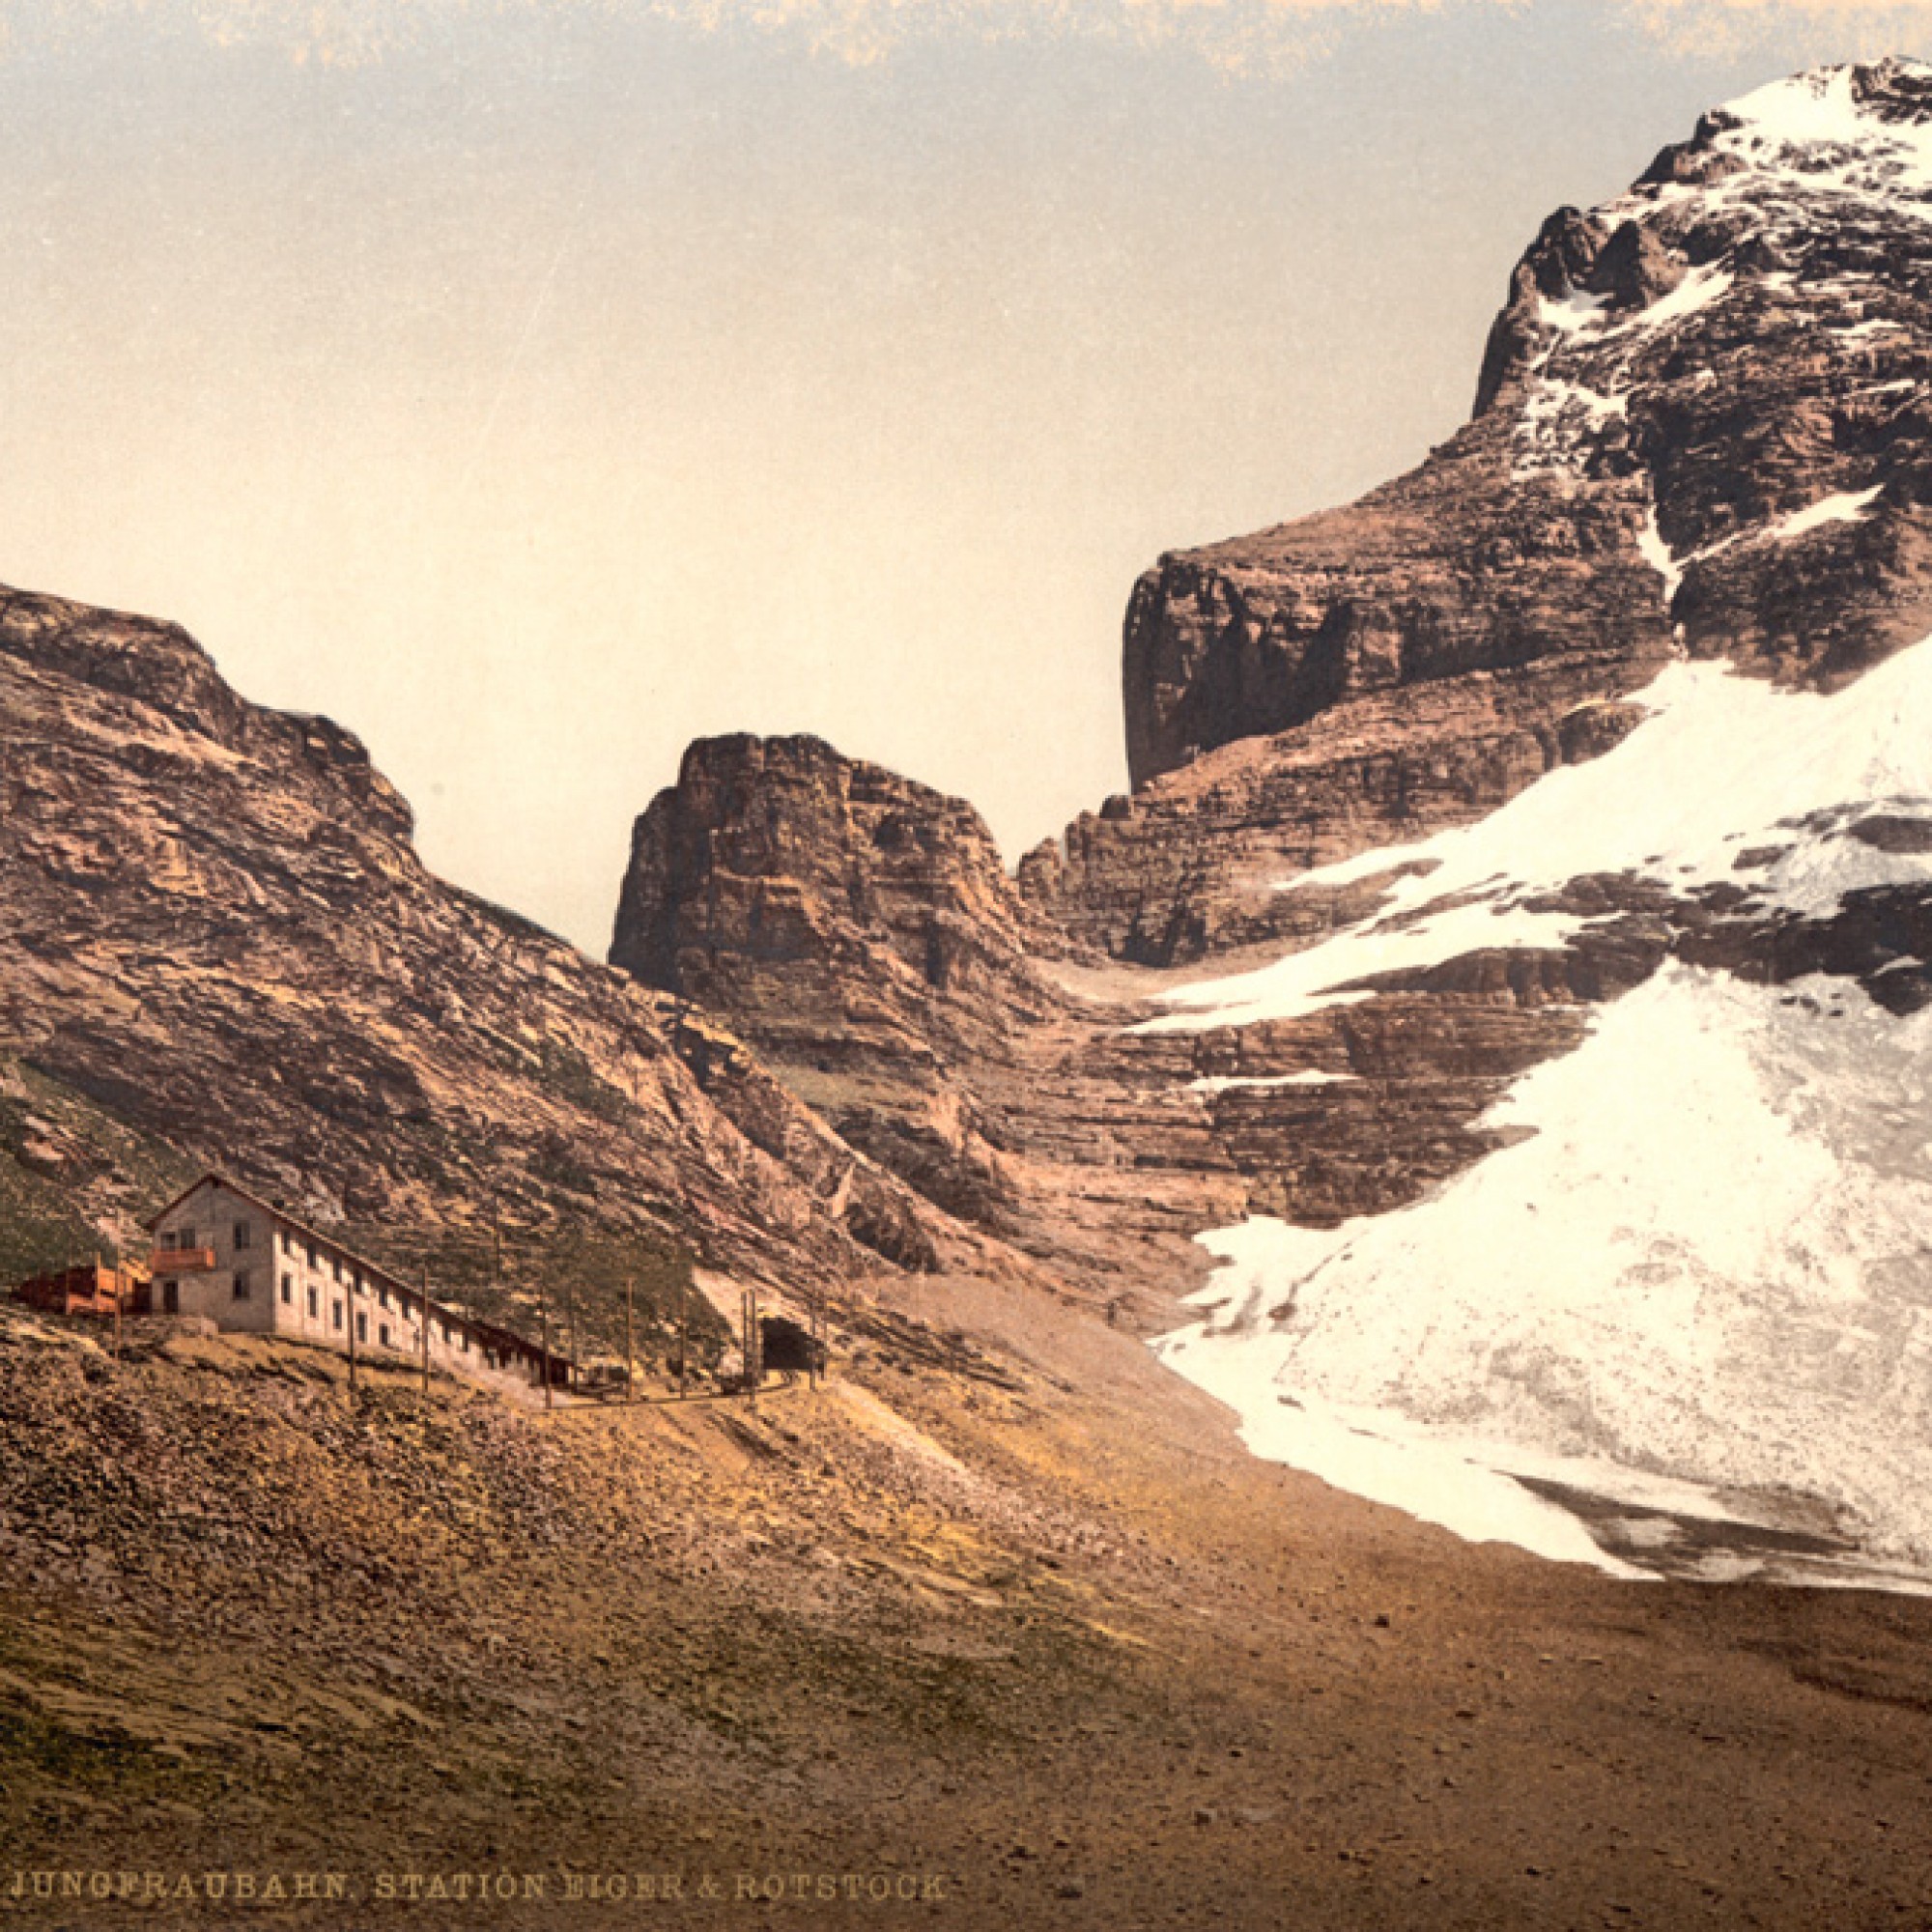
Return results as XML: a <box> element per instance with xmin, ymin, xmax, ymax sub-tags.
<box><xmin>0</xmin><ymin>0</ymin><xmax>1924</xmax><ymax>950</ymax></box>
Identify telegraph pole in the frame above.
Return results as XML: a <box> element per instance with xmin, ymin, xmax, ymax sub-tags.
<box><xmin>102</xmin><ymin>1252</ymin><xmax>120</xmax><ymax>1364</ymax></box>
<box><xmin>419</xmin><ymin>1267</ymin><xmax>431</xmax><ymax>1396</ymax></box>
<box><xmin>741</xmin><ymin>1287</ymin><xmax>760</xmax><ymax>1408</ymax></box>
<box><xmin>624</xmin><ymin>1274</ymin><xmax>635</xmax><ymax>1406</ymax></box>
<box><xmin>678</xmin><ymin>1278</ymin><xmax>691</xmax><ymax>1400</ymax></box>
<box><xmin>540</xmin><ymin>1277</ymin><xmax>553</xmax><ymax>1412</ymax></box>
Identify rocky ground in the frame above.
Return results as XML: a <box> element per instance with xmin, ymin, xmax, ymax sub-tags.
<box><xmin>3</xmin><ymin>1285</ymin><xmax>1932</xmax><ymax>1932</ymax></box>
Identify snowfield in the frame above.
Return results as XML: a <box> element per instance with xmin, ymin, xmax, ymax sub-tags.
<box><xmin>1148</xmin><ymin>631</ymin><xmax>1932</xmax><ymax>1585</ymax></box>
<box><xmin>1159</xmin><ymin>964</ymin><xmax>1932</xmax><ymax>1582</ymax></box>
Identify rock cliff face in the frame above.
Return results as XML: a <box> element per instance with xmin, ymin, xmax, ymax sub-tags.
<box><xmin>604</xmin><ymin>67</ymin><xmax>1932</xmax><ymax>1580</ymax></box>
<box><xmin>611</xmin><ymin>733</ymin><xmax>1065</xmax><ymax>1072</ymax></box>
<box><xmin>1129</xmin><ymin>66</ymin><xmax>1932</xmax><ymax>1577</ymax></box>
<box><xmin>610</xmin><ymin>735</ymin><xmax>1251</xmax><ymax>1308</ymax></box>
<box><xmin>1044</xmin><ymin>54</ymin><xmax>1932</xmax><ymax>967</ymax></box>
<box><xmin>0</xmin><ymin>588</ymin><xmax>1010</xmax><ymax>1301</ymax></box>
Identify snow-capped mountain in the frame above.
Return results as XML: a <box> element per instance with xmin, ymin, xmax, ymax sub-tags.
<box><xmin>598</xmin><ymin>65</ymin><xmax>1932</xmax><ymax>1590</ymax></box>
<box><xmin>1147</xmin><ymin>61</ymin><xmax>1932</xmax><ymax>1588</ymax></box>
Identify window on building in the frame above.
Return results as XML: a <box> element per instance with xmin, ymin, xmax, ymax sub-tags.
<box><xmin>332</xmin><ymin>1300</ymin><xmax>343</xmax><ymax>1331</ymax></box>
<box><xmin>161</xmin><ymin>1280</ymin><xmax>179</xmax><ymax>1315</ymax></box>
<box><xmin>232</xmin><ymin>1271</ymin><xmax>251</xmax><ymax>1301</ymax></box>
<box><xmin>380</xmin><ymin>1324</ymin><xmax>391</xmax><ymax>1349</ymax></box>
<box><xmin>378</xmin><ymin>1285</ymin><xmax>389</xmax><ymax>1310</ymax></box>
<box><xmin>280</xmin><ymin>1273</ymin><xmax>293</xmax><ymax>1305</ymax></box>
<box><xmin>356</xmin><ymin>1311</ymin><xmax>367</xmax><ymax>1343</ymax></box>
<box><xmin>308</xmin><ymin>1285</ymin><xmax>318</xmax><ymax>1318</ymax></box>
<box><xmin>234</xmin><ymin>1221</ymin><xmax>251</xmax><ymax>1251</ymax></box>
<box><xmin>461</xmin><ymin>1332</ymin><xmax>469</xmax><ymax>1353</ymax></box>
<box><xmin>307</xmin><ymin>1240</ymin><xmax>319</xmax><ymax>1268</ymax></box>
<box><xmin>168</xmin><ymin>1228</ymin><xmax>193</xmax><ymax>1251</ymax></box>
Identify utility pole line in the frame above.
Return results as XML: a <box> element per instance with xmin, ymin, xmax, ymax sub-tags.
<box><xmin>624</xmin><ymin>1273</ymin><xmax>635</xmax><ymax>1406</ymax></box>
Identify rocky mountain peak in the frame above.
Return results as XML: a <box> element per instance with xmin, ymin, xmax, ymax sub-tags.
<box><xmin>0</xmin><ymin>585</ymin><xmax>415</xmax><ymax>844</ymax></box>
<box><xmin>1480</xmin><ymin>58</ymin><xmax>1932</xmax><ymax>417</ymax></box>
<box><xmin>1047</xmin><ymin>59</ymin><xmax>1932</xmax><ymax>963</ymax></box>
<box><xmin>611</xmin><ymin>731</ymin><xmax>1062</xmax><ymax>1019</ymax></box>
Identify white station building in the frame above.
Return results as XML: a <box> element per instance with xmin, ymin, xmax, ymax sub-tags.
<box><xmin>143</xmin><ymin>1174</ymin><xmax>569</xmax><ymax>1399</ymax></box>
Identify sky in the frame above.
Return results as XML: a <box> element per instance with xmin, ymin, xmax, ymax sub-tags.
<box><xmin>0</xmin><ymin>0</ymin><xmax>1926</xmax><ymax>952</ymax></box>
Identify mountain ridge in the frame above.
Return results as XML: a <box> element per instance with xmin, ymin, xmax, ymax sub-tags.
<box><xmin>0</xmin><ymin>582</ymin><xmax>1061</xmax><ymax>1352</ymax></box>
<box><xmin>605</xmin><ymin>56</ymin><xmax>1932</xmax><ymax>1581</ymax></box>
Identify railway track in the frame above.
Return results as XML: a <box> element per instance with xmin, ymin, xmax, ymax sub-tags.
<box><xmin>544</xmin><ymin>1366</ymin><xmax>809</xmax><ymax>1416</ymax></box>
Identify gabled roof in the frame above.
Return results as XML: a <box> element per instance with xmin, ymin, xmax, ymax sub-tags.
<box><xmin>147</xmin><ymin>1170</ymin><xmax>411</xmax><ymax>1287</ymax></box>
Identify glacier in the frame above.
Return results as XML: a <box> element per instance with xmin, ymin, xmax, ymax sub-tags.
<box><xmin>1150</xmin><ymin>633</ymin><xmax>1932</xmax><ymax>1586</ymax></box>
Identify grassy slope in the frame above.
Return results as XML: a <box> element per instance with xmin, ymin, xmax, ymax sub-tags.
<box><xmin>0</xmin><ymin>1060</ymin><xmax>199</xmax><ymax>1280</ymax></box>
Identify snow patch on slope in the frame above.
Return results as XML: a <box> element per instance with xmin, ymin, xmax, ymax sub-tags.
<box><xmin>1772</xmin><ymin>485</ymin><xmax>1885</xmax><ymax>541</ymax></box>
<box><xmin>1157</xmin><ymin>963</ymin><xmax>1932</xmax><ymax>1573</ymax></box>
<box><xmin>1720</xmin><ymin>62</ymin><xmax>1932</xmax><ymax>199</ymax></box>
<box><xmin>1141</xmin><ymin>633</ymin><xmax>1932</xmax><ymax>1036</ymax></box>
<box><xmin>1188</xmin><ymin>1070</ymin><xmax>1355</xmax><ymax>1096</ymax></box>
<box><xmin>1638</xmin><ymin>488</ymin><xmax>1883</xmax><ymax>607</ymax></box>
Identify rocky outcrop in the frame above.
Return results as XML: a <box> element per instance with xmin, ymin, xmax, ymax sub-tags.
<box><xmin>611</xmin><ymin>733</ymin><xmax>1065</xmax><ymax>1070</ymax></box>
<box><xmin>610</xmin><ymin>736</ymin><xmax>1075</xmax><ymax>1271</ymax></box>
<box><xmin>1027</xmin><ymin>663</ymin><xmax>1647</xmax><ymax>965</ymax></box>
<box><xmin>610</xmin><ymin>735</ymin><xmax>1253</xmax><ymax>1308</ymax></box>
<box><xmin>1120</xmin><ymin>450</ymin><xmax>1668</xmax><ymax>795</ymax></box>
<box><xmin>1092</xmin><ymin>56</ymin><xmax>1932</xmax><ymax>966</ymax></box>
